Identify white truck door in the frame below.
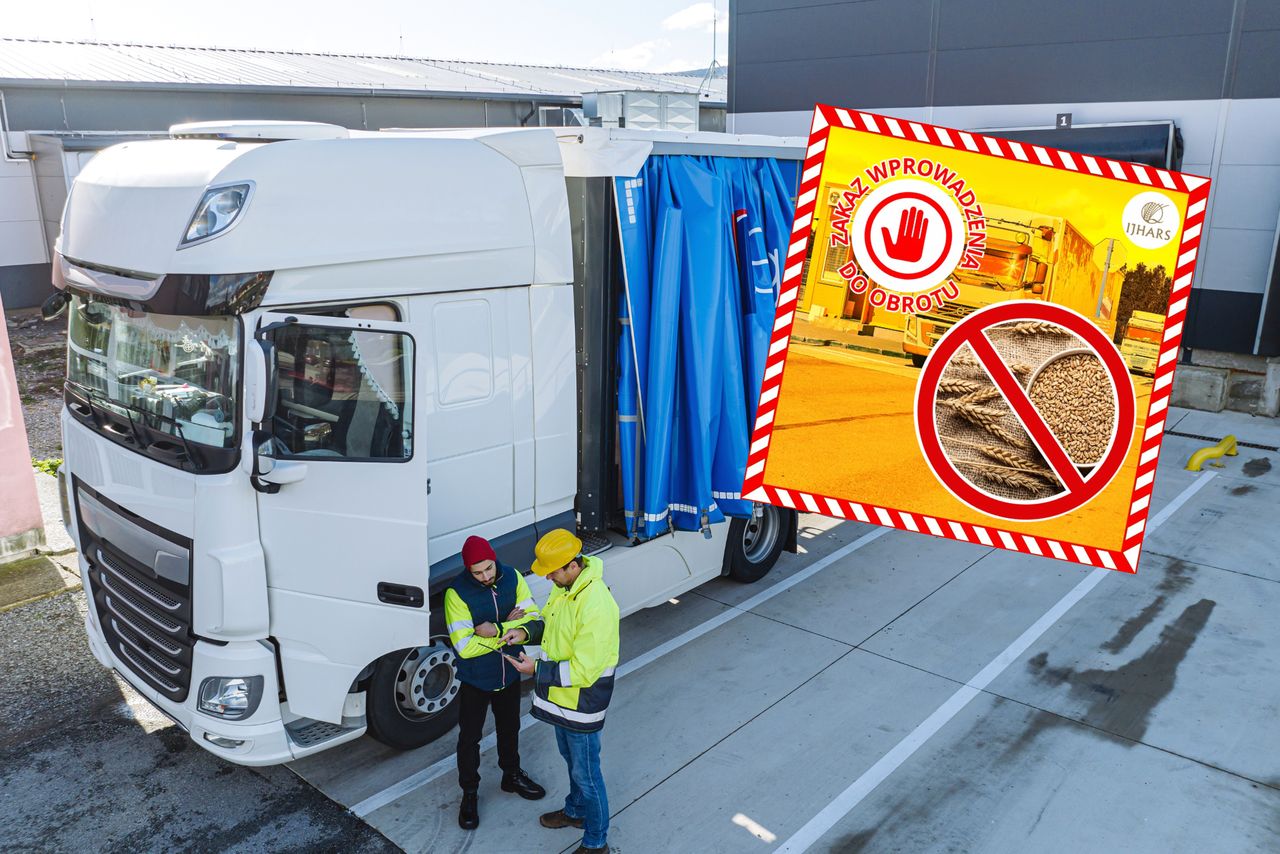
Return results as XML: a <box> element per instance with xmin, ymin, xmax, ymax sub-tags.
<box><xmin>251</xmin><ymin>311</ymin><xmax>432</xmax><ymax>723</ymax></box>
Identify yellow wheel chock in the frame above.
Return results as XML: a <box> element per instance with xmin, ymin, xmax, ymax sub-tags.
<box><xmin>1186</xmin><ymin>435</ymin><xmax>1237</xmax><ymax>471</ymax></box>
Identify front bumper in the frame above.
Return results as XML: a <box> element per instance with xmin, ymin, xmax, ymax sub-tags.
<box><xmin>83</xmin><ymin>602</ymin><xmax>299</xmax><ymax>766</ymax></box>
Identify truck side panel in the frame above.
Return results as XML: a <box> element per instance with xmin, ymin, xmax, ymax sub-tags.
<box><xmin>529</xmin><ymin>283</ymin><xmax>577</xmax><ymax>523</ymax></box>
<box><xmin>1049</xmin><ymin>221</ymin><xmax>1116</xmax><ymax>335</ymax></box>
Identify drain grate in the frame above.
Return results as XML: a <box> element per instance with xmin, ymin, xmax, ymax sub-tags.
<box><xmin>1165</xmin><ymin>430</ymin><xmax>1279</xmax><ymax>453</ymax></box>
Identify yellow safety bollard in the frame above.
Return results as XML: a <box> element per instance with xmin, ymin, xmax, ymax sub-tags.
<box><xmin>1185</xmin><ymin>435</ymin><xmax>1237</xmax><ymax>471</ymax></box>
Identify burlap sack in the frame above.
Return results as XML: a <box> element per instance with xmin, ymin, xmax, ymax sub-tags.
<box><xmin>931</xmin><ymin>320</ymin><xmax>1114</xmax><ymax>502</ymax></box>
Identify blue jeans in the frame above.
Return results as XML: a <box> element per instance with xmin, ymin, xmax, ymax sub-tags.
<box><xmin>555</xmin><ymin>726</ymin><xmax>609</xmax><ymax>848</ymax></box>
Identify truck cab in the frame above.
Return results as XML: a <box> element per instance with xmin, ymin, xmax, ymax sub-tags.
<box><xmin>53</xmin><ymin>121</ymin><xmax>800</xmax><ymax>765</ymax></box>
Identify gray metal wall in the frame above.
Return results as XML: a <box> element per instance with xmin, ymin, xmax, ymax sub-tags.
<box><xmin>729</xmin><ymin>0</ymin><xmax>1280</xmax><ymax>357</ymax></box>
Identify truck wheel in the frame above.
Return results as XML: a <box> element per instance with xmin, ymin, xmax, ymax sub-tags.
<box><xmin>723</xmin><ymin>503</ymin><xmax>790</xmax><ymax>583</ymax></box>
<box><xmin>910</xmin><ymin>353</ymin><xmax>927</xmax><ymax>368</ymax></box>
<box><xmin>366</xmin><ymin>637</ymin><xmax>461</xmax><ymax>750</ymax></box>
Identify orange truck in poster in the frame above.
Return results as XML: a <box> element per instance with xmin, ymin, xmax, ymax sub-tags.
<box><xmin>901</xmin><ymin>203</ymin><xmax>1122</xmax><ymax>366</ymax></box>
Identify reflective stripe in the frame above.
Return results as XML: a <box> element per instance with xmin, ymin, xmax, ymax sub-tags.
<box><xmin>447</xmin><ymin>620</ymin><xmax>473</xmax><ymax>634</ymax></box>
<box><xmin>532</xmin><ymin>694</ymin><xmax>607</xmax><ymax>724</ymax></box>
<box><xmin>559</xmin><ymin>661</ymin><xmax>572</xmax><ymax>686</ymax></box>
<box><xmin>517</xmin><ymin>599</ymin><xmax>536</xmax><ymax>612</ymax></box>
<box><xmin>455</xmin><ymin>635</ymin><xmax>472</xmax><ymax>651</ymax></box>
<box><xmin>599</xmin><ymin>666</ymin><xmax>616</xmax><ymax>678</ymax></box>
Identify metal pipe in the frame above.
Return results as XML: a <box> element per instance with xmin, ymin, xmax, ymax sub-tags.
<box><xmin>1186</xmin><ymin>435</ymin><xmax>1237</xmax><ymax>471</ymax></box>
<box><xmin>0</xmin><ymin>90</ymin><xmax>35</xmax><ymax>161</ymax></box>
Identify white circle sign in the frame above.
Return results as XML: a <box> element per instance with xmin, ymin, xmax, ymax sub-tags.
<box><xmin>850</xmin><ymin>178</ymin><xmax>967</xmax><ymax>294</ymax></box>
<box><xmin>1122</xmin><ymin>191</ymin><xmax>1178</xmax><ymax>250</ymax></box>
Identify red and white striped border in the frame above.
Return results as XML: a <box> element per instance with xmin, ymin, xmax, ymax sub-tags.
<box><xmin>743</xmin><ymin>104</ymin><xmax>1212</xmax><ymax>574</ymax></box>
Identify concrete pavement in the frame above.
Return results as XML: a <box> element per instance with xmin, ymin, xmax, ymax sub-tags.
<box><xmin>288</xmin><ymin>405</ymin><xmax>1280</xmax><ymax>853</ymax></box>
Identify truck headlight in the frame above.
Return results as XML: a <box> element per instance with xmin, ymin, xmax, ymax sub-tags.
<box><xmin>181</xmin><ymin>183</ymin><xmax>253</xmax><ymax>247</ymax></box>
<box><xmin>198</xmin><ymin>675</ymin><xmax>264</xmax><ymax>720</ymax></box>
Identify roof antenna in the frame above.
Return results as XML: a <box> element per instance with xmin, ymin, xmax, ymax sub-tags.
<box><xmin>698</xmin><ymin>0</ymin><xmax>723</xmax><ymax>96</ymax></box>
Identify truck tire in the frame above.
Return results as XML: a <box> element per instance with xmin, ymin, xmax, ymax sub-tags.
<box><xmin>723</xmin><ymin>503</ymin><xmax>791</xmax><ymax>583</ymax></box>
<box><xmin>910</xmin><ymin>353</ymin><xmax>927</xmax><ymax>368</ymax></box>
<box><xmin>365</xmin><ymin>637</ymin><xmax>461</xmax><ymax>750</ymax></box>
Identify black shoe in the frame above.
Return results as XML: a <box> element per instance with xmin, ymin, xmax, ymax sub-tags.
<box><xmin>572</xmin><ymin>845</ymin><xmax>608</xmax><ymax>854</ymax></box>
<box><xmin>501</xmin><ymin>768</ymin><xmax>547</xmax><ymax>800</ymax></box>
<box><xmin>458</xmin><ymin>791</ymin><xmax>479</xmax><ymax>830</ymax></box>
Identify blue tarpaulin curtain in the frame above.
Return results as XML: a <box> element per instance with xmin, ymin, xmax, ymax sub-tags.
<box><xmin>616</xmin><ymin>155</ymin><xmax>796</xmax><ymax>539</ymax></box>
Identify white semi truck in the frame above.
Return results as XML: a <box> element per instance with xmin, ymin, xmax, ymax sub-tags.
<box><xmin>47</xmin><ymin>121</ymin><xmax>803</xmax><ymax>765</ymax></box>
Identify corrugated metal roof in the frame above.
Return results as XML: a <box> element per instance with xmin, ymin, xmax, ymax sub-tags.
<box><xmin>0</xmin><ymin>38</ymin><xmax>726</xmax><ymax>103</ymax></box>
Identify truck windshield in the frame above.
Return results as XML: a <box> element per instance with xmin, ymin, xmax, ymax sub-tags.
<box><xmin>66</xmin><ymin>295</ymin><xmax>239</xmax><ymax>450</ymax></box>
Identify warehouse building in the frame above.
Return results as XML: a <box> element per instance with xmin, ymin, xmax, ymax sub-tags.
<box><xmin>0</xmin><ymin>37</ymin><xmax>725</xmax><ymax>308</ymax></box>
<box><xmin>729</xmin><ymin>0</ymin><xmax>1280</xmax><ymax>412</ymax></box>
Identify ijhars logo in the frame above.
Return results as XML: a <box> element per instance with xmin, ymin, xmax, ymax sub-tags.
<box><xmin>850</xmin><ymin>178</ymin><xmax>966</xmax><ymax>294</ymax></box>
<box><xmin>1122</xmin><ymin>191</ymin><xmax>1177</xmax><ymax>249</ymax></box>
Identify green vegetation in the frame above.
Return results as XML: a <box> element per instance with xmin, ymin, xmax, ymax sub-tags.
<box><xmin>31</xmin><ymin>458</ymin><xmax>62</xmax><ymax>478</ymax></box>
<box><xmin>1114</xmin><ymin>263</ymin><xmax>1171</xmax><ymax>343</ymax></box>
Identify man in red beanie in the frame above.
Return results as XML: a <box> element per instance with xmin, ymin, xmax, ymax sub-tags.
<box><xmin>444</xmin><ymin>535</ymin><xmax>546</xmax><ymax>830</ymax></box>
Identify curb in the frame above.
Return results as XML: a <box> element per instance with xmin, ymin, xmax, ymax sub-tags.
<box><xmin>790</xmin><ymin>335</ymin><xmax>914</xmax><ymax>362</ymax></box>
<box><xmin>0</xmin><ymin>552</ymin><xmax>82</xmax><ymax>612</ymax></box>
<box><xmin>0</xmin><ymin>582</ymin><xmax>83</xmax><ymax>614</ymax></box>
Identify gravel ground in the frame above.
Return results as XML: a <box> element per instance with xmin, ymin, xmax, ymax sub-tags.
<box><xmin>6</xmin><ymin>310</ymin><xmax>67</xmax><ymax>461</ymax></box>
<box><xmin>0</xmin><ymin>590</ymin><xmax>401</xmax><ymax>853</ymax></box>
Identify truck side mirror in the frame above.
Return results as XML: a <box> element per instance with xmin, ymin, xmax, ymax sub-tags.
<box><xmin>246</xmin><ymin>317</ymin><xmax>294</xmax><ymax>424</ymax></box>
<box><xmin>244</xmin><ymin>339</ymin><xmax>270</xmax><ymax>424</ymax></box>
<box><xmin>41</xmin><ymin>290</ymin><xmax>71</xmax><ymax>321</ymax></box>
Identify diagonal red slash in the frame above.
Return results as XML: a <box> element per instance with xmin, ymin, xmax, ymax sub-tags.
<box><xmin>965</xmin><ymin>331</ymin><xmax>1087</xmax><ymax>493</ymax></box>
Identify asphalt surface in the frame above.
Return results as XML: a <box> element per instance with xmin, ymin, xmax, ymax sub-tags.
<box><xmin>0</xmin><ymin>590</ymin><xmax>398</xmax><ymax>854</ymax></box>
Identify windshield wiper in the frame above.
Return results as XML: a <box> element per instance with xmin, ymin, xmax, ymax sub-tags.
<box><xmin>65</xmin><ymin>380</ymin><xmax>207</xmax><ymax>473</ymax></box>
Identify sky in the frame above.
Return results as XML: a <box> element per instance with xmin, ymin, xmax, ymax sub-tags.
<box><xmin>2</xmin><ymin>0</ymin><xmax>729</xmax><ymax>73</ymax></box>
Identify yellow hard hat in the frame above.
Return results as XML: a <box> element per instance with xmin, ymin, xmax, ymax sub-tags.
<box><xmin>530</xmin><ymin>529</ymin><xmax>583</xmax><ymax>577</ymax></box>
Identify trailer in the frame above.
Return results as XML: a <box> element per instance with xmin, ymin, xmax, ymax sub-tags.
<box><xmin>1120</xmin><ymin>310</ymin><xmax>1164</xmax><ymax>376</ymax></box>
<box><xmin>48</xmin><ymin>121</ymin><xmax>803</xmax><ymax>764</ymax></box>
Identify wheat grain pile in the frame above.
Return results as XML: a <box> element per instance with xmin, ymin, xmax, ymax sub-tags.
<box><xmin>1028</xmin><ymin>353</ymin><xmax>1115</xmax><ymax>464</ymax></box>
<box><xmin>931</xmin><ymin>319</ymin><xmax>1111</xmax><ymax>501</ymax></box>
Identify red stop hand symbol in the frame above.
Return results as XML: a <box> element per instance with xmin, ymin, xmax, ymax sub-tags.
<box><xmin>882</xmin><ymin>206</ymin><xmax>930</xmax><ymax>263</ymax></box>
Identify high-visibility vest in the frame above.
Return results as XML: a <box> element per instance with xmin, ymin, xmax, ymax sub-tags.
<box><xmin>529</xmin><ymin>556</ymin><xmax>620</xmax><ymax>732</ymax></box>
<box><xmin>444</xmin><ymin>563</ymin><xmax>540</xmax><ymax>691</ymax></box>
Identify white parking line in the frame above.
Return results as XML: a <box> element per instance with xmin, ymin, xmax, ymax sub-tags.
<box><xmin>774</xmin><ymin>472</ymin><xmax>1217</xmax><ymax>853</ymax></box>
<box><xmin>350</xmin><ymin>525</ymin><xmax>892</xmax><ymax>817</ymax></box>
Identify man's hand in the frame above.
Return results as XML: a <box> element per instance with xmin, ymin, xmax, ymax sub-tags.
<box><xmin>502</xmin><ymin>651</ymin><xmax>537</xmax><ymax>675</ymax></box>
<box><xmin>474</xmin><ymin>622</ymin><xmax>498</xmax><ymax>638</ymax></box>
<box><xmin>506</xmin><ymin>606</ymin><xmax>526</xmax><ymax>621</ymax></box>
<box><xmin>502</xmin><ymin>627</ymin><xmax>529</xmax><ymax>645</ymax></box>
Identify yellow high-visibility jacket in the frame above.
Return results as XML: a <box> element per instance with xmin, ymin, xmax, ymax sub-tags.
<box><xmin>528</xmin><ymin>556</ymin><xmax>619</xmax><ymax>732</ymax></box>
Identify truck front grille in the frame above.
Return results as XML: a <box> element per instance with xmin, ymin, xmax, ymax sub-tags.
<box><xmin>90</xmin><ymin>543</ymin><xmax>195</xmax><ymax>702</ymax></box>
<box><xmin>76</xmin><ymin>482</ymin><xmax>195</xmax><ymax>704</ymax></box>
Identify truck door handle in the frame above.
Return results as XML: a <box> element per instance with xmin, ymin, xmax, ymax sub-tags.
<box><xmin>378</xmin><ymin>582</ymin><xmax>424</xmax><ymax>608</ymax></box>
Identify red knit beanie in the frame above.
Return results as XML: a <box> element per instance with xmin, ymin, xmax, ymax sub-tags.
<box><xmin>462</xmin><ymin>535</ymin><xmax>497</xmax><ymax>568</ymax></box>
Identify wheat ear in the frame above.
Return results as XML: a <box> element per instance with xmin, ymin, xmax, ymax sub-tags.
<box><xmin>939</xmin><ymin>378</ymin><xmax>983</xmax><ymax>394</ymax></box>
<box><xmin>967</xmin><ymin>466</ymin><xmax>1044</xmax><ymax>492</ymax></box>
<box><xmin>1003</xmin><ymin>321</ymin><xmax>1069</xmax><ymax>336</ymax></box>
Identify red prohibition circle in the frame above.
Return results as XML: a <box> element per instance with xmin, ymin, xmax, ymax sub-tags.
<box><xmin>914</xmin><ymin>301</ymin><xmax>1137</xmax><ymax>522</ymax></box>
<box><xmin>862</xmin><ymin>191</ymin><xmax>954</xmax><ymax>281</ymax></box>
